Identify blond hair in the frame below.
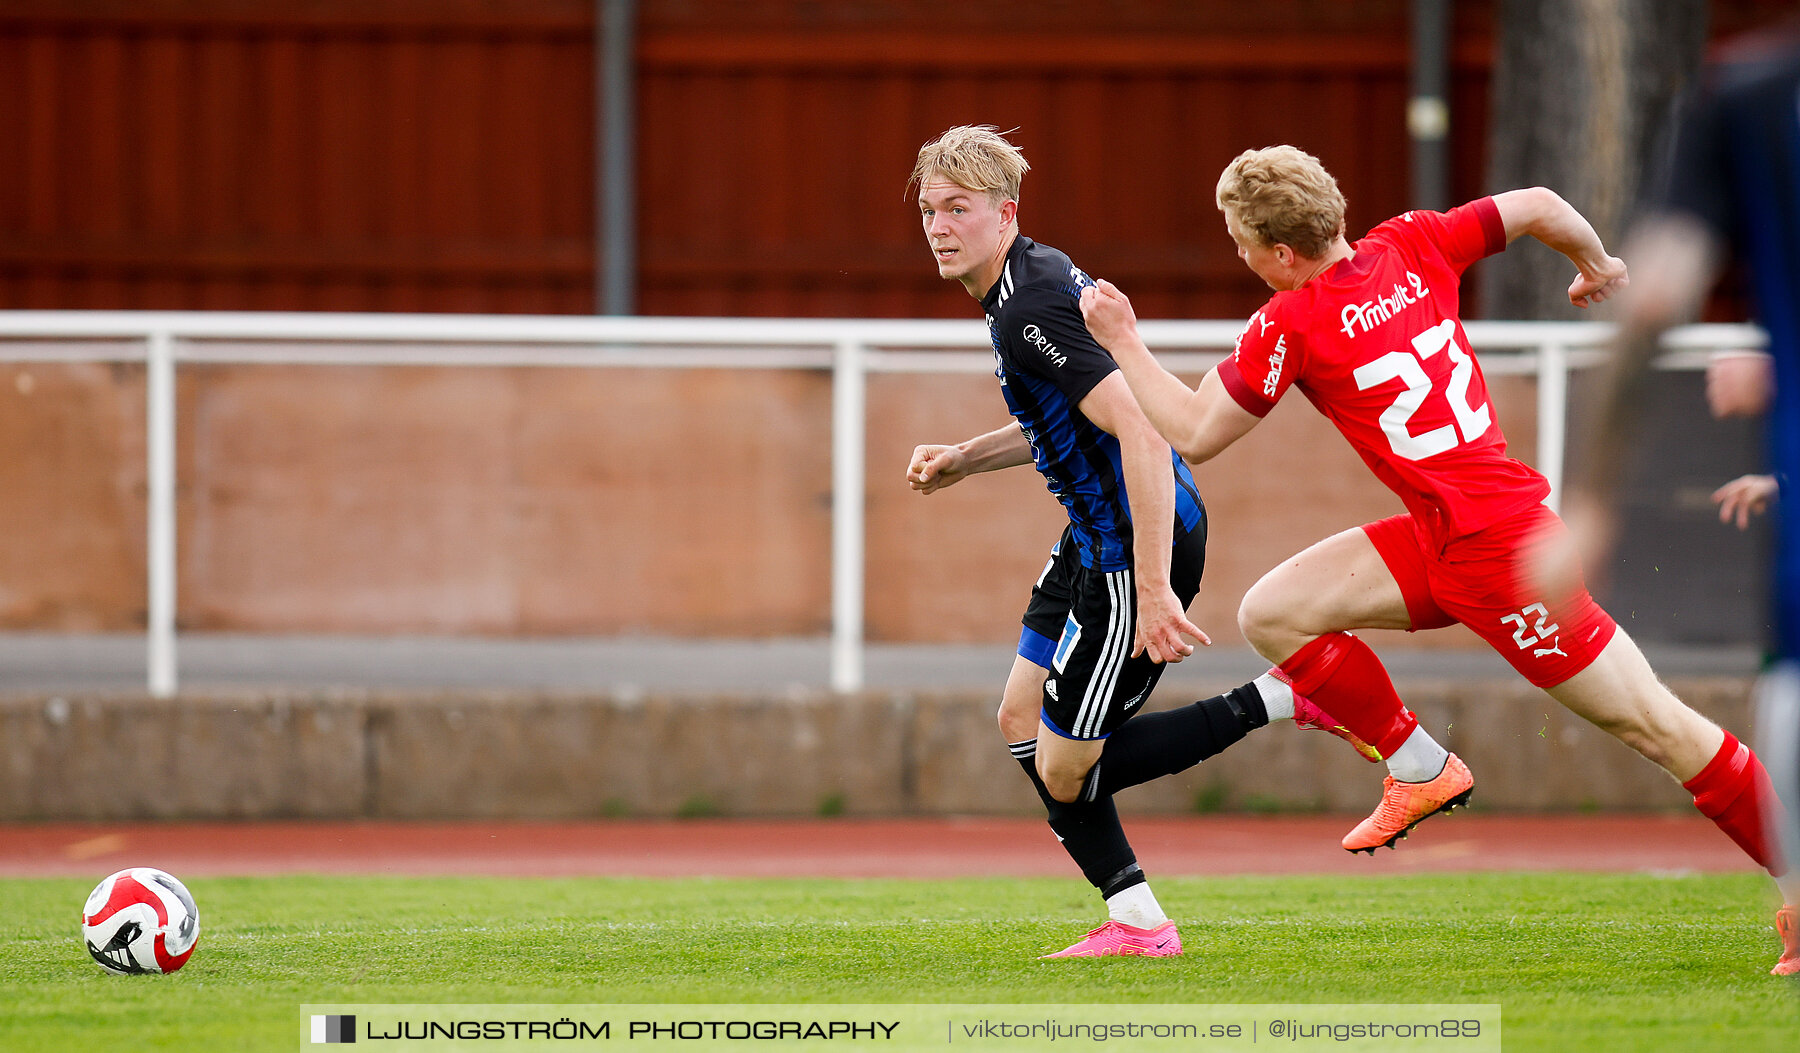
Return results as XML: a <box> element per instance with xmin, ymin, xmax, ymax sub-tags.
<box><xmin>1215</xmin><ymin>146</ymin><xmax>1346</xmax><ymax>259</ymax></box>
<box><xmin>908</xmin><ymin>125</ymin><xmax>1029</xmax><ymax>204</ymax></box>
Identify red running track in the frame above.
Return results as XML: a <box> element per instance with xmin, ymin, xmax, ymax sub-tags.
<box><xmin>0</xmin><ymin>815</ymin><xmax>1757</xmax><ymax>879</ymax></box>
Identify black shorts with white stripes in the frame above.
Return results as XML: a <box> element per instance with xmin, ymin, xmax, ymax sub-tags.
<box><xmin>1018</xmin><ymin>522</ymin><xmax>1207</xmax><ymax>740</ymax></box>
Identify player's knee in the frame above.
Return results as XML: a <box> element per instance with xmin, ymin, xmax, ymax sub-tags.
<box><xmin>1036</xmin><ymin>758</ymin><xmax>1084</xmax><ymax>804</ymax></box>
<box><xmin>1237</xmin><ymin>584</ymin><xmax>1288</xmax><ymax>652</ymax></box>
<box><xmin>997</xmin><ymin>704</ymin><xmax>1037</xmax><ymax>743</ymax></box>
<box><xmin>996</xmin><ymin>691</ymin><xmax>1040</xmax><ymax>741</ymax></box>
<box><xmin>1236</xmin><ymin>601</ymin><xmax>1262</xmax><ymax>647</ymax></box>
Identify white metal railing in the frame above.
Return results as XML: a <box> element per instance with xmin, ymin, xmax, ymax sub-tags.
<box><xmin>0</xmin><ymin>312</ymin><xmax>1768</xmax><ymax>697</ymax></box>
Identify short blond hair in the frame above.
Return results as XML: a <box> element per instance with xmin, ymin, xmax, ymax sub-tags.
<box><xmin>1215</xmin><ymin>146</ymin><xmax>1346</xmax><ymax>259</ymax></box>
<box><xmin>908</xmin><ymin>125</ymin><xmax>1029</xmax><ymax>204</ymax></box>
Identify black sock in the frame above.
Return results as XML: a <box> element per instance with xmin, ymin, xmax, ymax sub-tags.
<box><xmin>1085</xmin><ymin>683</ymin><xmax>1267</xmax><ymax>799</ymax></box>
<box><xmin>1012</xmin><ymin>740</ymin><xmax>1140</xmax><ymax>894</ymax></box>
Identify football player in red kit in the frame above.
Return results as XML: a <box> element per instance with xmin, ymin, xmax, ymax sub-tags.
<box><xmin>1078</xmin><ymin>145</ymin><xmax>1796</xmax><ymax>972</ymax></box>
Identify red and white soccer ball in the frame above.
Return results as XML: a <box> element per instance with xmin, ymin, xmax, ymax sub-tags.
<box><xmin>81</xmin><ymin>867</ymin><xmax>200</xmax><ymax>975</ymax></box>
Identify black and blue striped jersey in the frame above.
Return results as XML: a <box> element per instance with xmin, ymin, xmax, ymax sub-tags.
<box><xmin>980</xmin><ymin>235</ymin><xmax>1205</xmax><ymax>572</ymax></box>
<box><xmin>1661</xmin><ymin>31</ymin><xmax>1800</xmax><ymax>658</ymax></box>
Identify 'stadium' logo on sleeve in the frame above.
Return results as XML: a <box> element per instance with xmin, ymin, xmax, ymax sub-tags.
<box><xmin>1021</xmin><ymin>324</ymin><xmax>1068</xmax><ymax>368</ymax></box>
<box><xmin>1262</xmin><ymin>334</ymin><xmax>1288</xmax><ymax>398</ymax></box>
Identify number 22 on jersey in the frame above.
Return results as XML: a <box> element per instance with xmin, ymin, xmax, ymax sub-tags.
<box><xmin>1351</xmin><ymin>319</ymin><xmax>1493</xmax><ymax>461</ymax></box>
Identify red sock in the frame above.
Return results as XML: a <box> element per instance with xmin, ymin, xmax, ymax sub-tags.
<box><xmin>1277</xmin><ymin>632</ymin><xmax>1418</xmax><ymax>758</ymax></box>
<box><xmin>1683</xmin><ymin>731</ymin><xmax>1788</xmax><ymax>877</ymax></box>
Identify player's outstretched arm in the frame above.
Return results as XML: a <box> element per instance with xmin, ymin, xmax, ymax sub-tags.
<box><xmin>1077</xmin><ymin>372</ymin><xmax>1209</xmax><ymax>662</ymax></box>
<box><xmin>1492</xmin><ymin>187</ymin><xmax>1628</xmax><ymax>308</ymax></box>
<box><xmin>906</xmin><ymin>421</ymin><xmax>1032</xmax><ymax>494</ymax></box>
<box><xmin>1079</xmin><ymin>279</ymin><xmax>1260</xmax><ymax>463</ymax></box>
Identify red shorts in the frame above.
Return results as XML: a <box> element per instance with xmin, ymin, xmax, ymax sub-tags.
<box><xmin>1362</xmin><ymin>506</ymin><xmax>1618</xmax><ymax>688</ymax></box>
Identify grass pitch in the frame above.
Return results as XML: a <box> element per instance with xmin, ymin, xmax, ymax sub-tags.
<box><xmin>1</xmin><ymin>872</ymin><xmax>1793</xmax><ymax>1051</ymax></box>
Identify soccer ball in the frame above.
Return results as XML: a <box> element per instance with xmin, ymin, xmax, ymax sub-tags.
<box><xmin>81</xmin><ymin>867</ymin><xmax>200</xmax><ymax>975</ymax></box>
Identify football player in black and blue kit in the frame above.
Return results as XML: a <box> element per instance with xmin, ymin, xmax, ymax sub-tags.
<box><xmin>904</xmin><ymin>126</ymin><xmax>1376</xmax><ymax>958</ymax></box>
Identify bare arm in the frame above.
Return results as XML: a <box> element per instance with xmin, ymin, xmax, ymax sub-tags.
<box><xmin>1163</xmin><ymin>370</ymin><xmax>1264</xmax><ymax>463</ymax></box>
<box><xmin>1079</xmin><ymin>279</ymin><xmax>1262</xmax><ymax>463</ymax></box>
<box><xmin>1077</xmin><ymin>372</ymin><xmax>1208</xmax><ymax>662</ymax></box>
<box><xmin>1492</xmin><ymin>186</ymin><xmax>1629</xmax><ymax>309</ymax></box>
<box><xmin>906</xmin><ymin>421</ymin><xmax>1032</xmax><ymax>494</ymax></box>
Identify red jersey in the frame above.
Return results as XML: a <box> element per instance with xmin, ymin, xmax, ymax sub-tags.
<box><xmin>1216</xmin><ymin>197</ymin><xmax>1549</xmax><ymax>546</ymax></box>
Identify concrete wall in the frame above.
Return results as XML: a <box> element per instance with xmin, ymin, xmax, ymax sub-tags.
<box><xmin>0</xmin><ymin>676</ymin><xmax>1753</xmax><ymax>820</ymax></box>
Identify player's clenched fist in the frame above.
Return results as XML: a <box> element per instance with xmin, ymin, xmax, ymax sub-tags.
<box><xmin>907</xmin><ymin>444</ymin><xmax>968</xmax><ymax>494</ymax></box>
<box><xmin>1568</xmin><ymin>256</ymin><xmax>1628</xmax><ymax>308</ymax></box>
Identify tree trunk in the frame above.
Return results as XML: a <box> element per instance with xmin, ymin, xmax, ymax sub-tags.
<box><xmin>1479</xmin><ymin>0</ymin><xmax>1709</xmax><ymax>318</ymax></box>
